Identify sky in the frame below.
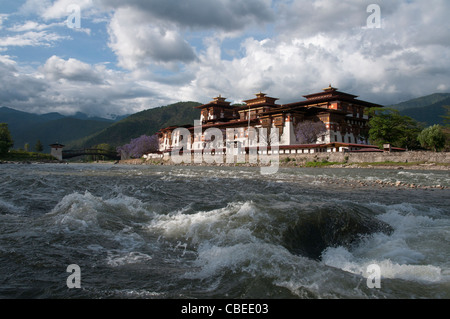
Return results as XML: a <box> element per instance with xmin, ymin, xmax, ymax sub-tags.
<box><xmin>0</xmin><ymin>0</ymin><xmax>449</xmax><ymax>118</ymax></box>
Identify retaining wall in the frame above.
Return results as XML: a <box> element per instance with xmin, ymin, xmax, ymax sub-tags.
<box><xmin>119</xmin><ymin>151</ymin><xmax>450</xmax><ymax>166</ymax></box>
<box><xmin>156</xmin><ymin>151</ymin><xmax>450</xmax><ymax>165</ymax></box>
<box><xmin>278</xmin><ymin>151</ymin><xmax>450</xmax><ymax>164</ymax></box>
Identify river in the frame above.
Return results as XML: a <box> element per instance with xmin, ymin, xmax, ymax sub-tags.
<box><xmin>0</xmin><ymin>163</ymin><xmax>449</xmax><ymax>299</ymax></box>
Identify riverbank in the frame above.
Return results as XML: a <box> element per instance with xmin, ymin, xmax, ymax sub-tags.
<box><xmin>1</xmin><ymin>158</ymin><xmax>448</xmax><ymax>190</ymax></box>
<box><xmin>118</xmin><ymin>158</ymin><xmax>450</xmax><ymax>171</ymax></box>
<box><xmin>133</xmin><ymin>150</ymin><xmax>450</xmax><ymax>170</ymax></box>
<box><xmin>0</xmin><ymin>150</ymin><xmax>57</xmax><ymax>163</ymax></box>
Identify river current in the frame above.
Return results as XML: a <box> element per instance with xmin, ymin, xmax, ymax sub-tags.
<box><xmin>0</xmin><ymin>163</ymin><xmax>449</xmax><ymax>299</ymax></box>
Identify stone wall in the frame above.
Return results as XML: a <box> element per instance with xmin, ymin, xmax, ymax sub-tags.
<box><xmin>156</xmin><ymin>151</ymin><xmax>450</xmax><ymax>165</ymax></box>
<box><xmin>278</xmin><ymin>151</ymin><xmax>450</xmax><ymax>164</ymax></box>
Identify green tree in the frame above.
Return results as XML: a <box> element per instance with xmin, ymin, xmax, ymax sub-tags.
<box><xmin>417</xmin><ymin>124</ymin><xmax>446</xmax><ymax>152</ymax></box>
<box><xmin>442</xmin><ymin>105</ymin><xmax>450</xmax><ymax>127</ymax></box>
<box><xmin>35</xmin><ymin>139</ymin><xmax>44</xmax><ymax>152</ymax></box>
<box><xmin>24</xmin><ymin>143</ymin><xmax>29</xmax><ymax>152</ymax></box>
<box><xmin>0</xmin><ymin>123</ymin><xmax>14</xmax><ymax>154</ymax></box>
<box><xmin>368</xmin><ymin>108</ymin><xmax>423</xmax><ymax>149</ymax></box>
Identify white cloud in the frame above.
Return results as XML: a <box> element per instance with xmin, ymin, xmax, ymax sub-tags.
<box><xmin>99</xmin><ymin>0</ymin><xmax>450</xmax><ymax>107</ymax></box>
<box><xmin>107</xmin><ymin>7</ymin><xmax>197</xmax><ymax>70</ymax></box>
<box><xmin>0</xmin><ymin>14</ymin><xmax>8</xmax><ymax>30</ymax></box>
<box><xmin>2</xmin><ymin>0</ymin><xmax>450</xmax><ymax>117</ymax></box>
<box><xmin>8</xmin><ymin>20</ymin><xmax>63</xmax><ymax>32</ymax></box>
<box><xmin>41</xmin><ymin>55</ymin><xmax>104</xmax><ymax>83</ymax></box>
<box><xmin>41</xmin><ymin>0</ymin><xmax>94</xmax><ymax>20</ymax></box>
<box><xmin>0</xmin><ymin>54</ymin><xmax>161</xmax><ymax>117</ymax></box>
<box><xmin>0</xmin><ymin>31</ymin><xmax>70</xmax><ymax>47</ymax></box>
<box><xmin>18</xmin><ymin>0</ymin><xmax>53</xmax><ymax>16</ymax></box>
<box><xmin>175</xmin><ymin>17</ymin><xmax>450</xmax><ymax>107</ymax></box>
<box><xmin>19</xmin><ymin>0</ymin><xmax>96</xmax><ymax>20</ymax></box>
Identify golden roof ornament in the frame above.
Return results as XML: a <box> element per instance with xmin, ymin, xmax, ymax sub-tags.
<box><xmin>323</xmin><ymin>84</ymin><xmax>337</xmax><ymax>91</ymax></box>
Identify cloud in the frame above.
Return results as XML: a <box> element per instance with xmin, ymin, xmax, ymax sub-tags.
<box><xmin>177</xmin><ymin>22</ymin><xmax>450</xmax><ymax>107</ymax></box>
<box><xmin>107</xmin><ymin>7</ymin><xmax>197</xmax><ymax>70</ymax></box>
<box><xmin>19</xmin><ymin>0</ymin><xmax>96</xmax><ymax>20</ymax></box>
<box><xmin>99</xmin><ymin>0</ymin><xmax>450</xmax><ymax>106</ymax></box>
<box><xmin>196</xmin><ymin>0</ymin><xmax>450</xmax><ymax>105</ymax></box>
<box><xmin>0</xmin><ymin>30</ymin><xmax>69</xmax><ymax>47</ymax></box>
<box><xmin>8</xmin><ymin>20</ymin><xmax>63</xmax><ymax>32</ymax></box>
<box><xmin>0</xmin><ymin>55</ymin><xmax>48</xmax><ymax>104</ymax></box>
<box><xmin>0</xmin><ymin>14</ymin><xmax>8</xmax><ymax>30</ymax></box>
<box><xmin>41</xmin><ymin>55</ymin><xmax>105</xmax><ymax>84</ymax></box>
<box><xmin>2</xmin><ymin>0</ymin><xmax>450</xmax><ymax>118</ymax></box>
<box><xmin>99</xmin><ymin>0</ymin><xmax>274</xmax><ymax>31</ymax></box>
<box><xmin>275</xmin><ymin>0</ymin><xmax>369</xmax><ymax>38</ymax></box>
<box><xmin>0</xmin><ymin>54</ymin><xmax>162</xmax><ymax>117</ymax></box>
<box><xmin>41</xmin><ymin>0</ymin><xmax>94</xmax><ymax>20</ymax></box>
<box><xmin>102</xmin><ymin>0</ymin><xmax>275</xmax><ymax>69</ymax></box>
<box><xmin>18</xmin><ymin>0</ymin><xmax>53</xmax><ymax>16</ymax></box>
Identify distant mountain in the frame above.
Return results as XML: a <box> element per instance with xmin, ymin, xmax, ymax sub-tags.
<box><xmin>70</xmin><ymin>101</ymin><xmax>202</xmax><ymax>149</ymax></box>
<box><xmin>0</xmin><ymin>106</ymin><xmax>115</xmax><ymax>152</ymax></box>
<box><xmin>390</xmin><ymin>93</ymin><xmax>450</xmax><ymax>126</ymax></box>
<box><xmin>70</xmin><ymin>112</ymin><xmax>118</xmax><ymax>122</ymax></box>
<box><xmin>6</xmin><ymin>92</ymin><xmax>447</xmax><ymax>154</ymax></box>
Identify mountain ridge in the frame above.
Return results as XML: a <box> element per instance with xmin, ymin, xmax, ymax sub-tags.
<box><xmin>389</xmin><ymin>93</ymin><xmax>450</xmax><ymax>126</ymax></box>
<box><xmin>389</xmin><ymin>93</ymin><xmax>450</xmax><ymax>111</ymax></box>
<box><xmin>0</xmin><ymin>106</ymin><xmax>116</xmax><ymax>152</ymax></box>
<box><xmin>2</xmin><ymin>92</ymin><xmax>449</xmax><ymax>154</ymax></box>
<box><xmin>68</xmin><ymin>101</ymin><xmax>202</xmax><ymax>149</ymax></box>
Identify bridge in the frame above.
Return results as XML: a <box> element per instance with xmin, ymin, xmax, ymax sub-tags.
<box><xmin>62</xmin><ymin>148</ymin><xmax>121</xmax><ymax>160</ymax></box>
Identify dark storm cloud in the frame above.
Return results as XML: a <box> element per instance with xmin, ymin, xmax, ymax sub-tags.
<box><xmin>0</xmin><ymin>58</ymin><xmax>48</xmax><ymax>103</ymax></box>
<box><xmin>98</xmin><ymin>0</ymin><xmax>275</xmax><ymax>31</ymax></box>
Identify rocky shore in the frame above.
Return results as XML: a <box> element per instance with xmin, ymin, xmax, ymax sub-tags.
<box><xmin>312</xmin><ymin>174</ymin><xmax>448</xmax><ymax>190</ymax></box>
<box><xmin>118</xmin><ymin>158</ymin><xmax>450</xmax><ymax>170</ymax></box>
<box><xmin>2</xmin><ymin>158</ymin><xmax>446</xmax><ymax>190</ymax></box>
<box><xmin>0</xmin><ymin>159</ymin><xmax>62</xmax><ymax>164</ymax></box>
<box><xmin>115</xmin><ymin>158</ymin><xmax>449</xmax><ymax>190</ymax></box>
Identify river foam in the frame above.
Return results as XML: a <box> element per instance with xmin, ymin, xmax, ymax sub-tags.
<box><xmin>0</xmin><ymin>163</ymin><xmax>448</xmax><ymax>298</ymax></box>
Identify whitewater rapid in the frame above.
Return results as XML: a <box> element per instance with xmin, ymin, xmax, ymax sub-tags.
<box><xmin>0</xmin><ymin>163</ymin><xmax>449</xmax><ymax>298</ymax></box>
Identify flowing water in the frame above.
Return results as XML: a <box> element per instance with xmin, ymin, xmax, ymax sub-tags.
<box><xmin>0</xmin><ymin>163</ymin><xmax>449</xmax><ymax>299</ymax></box>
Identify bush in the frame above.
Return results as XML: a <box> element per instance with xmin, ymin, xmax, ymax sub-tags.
<box><xmin>0</xmin><ymin>123</ymin><xmax>14</xmax><ymax>154</ymax></box>
<box><xmin>417</xmin><ymin>125</ymin><xmax>446</xmax><ymax>152</ymax></box>
<box><xmin>117</xmin><ymin>134</ymin><xmax>159</xmax><ymax>159</ymax></box>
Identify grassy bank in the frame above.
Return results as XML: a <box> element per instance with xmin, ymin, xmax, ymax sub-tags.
<box><xmin>350</xmin><ymin>160</ymin><xmax>449</xmax><ymax>167</ymax></box>
<box><xmin>0</xmin><ymin>150</ymin><xmax>56</xmax><ymax>162</ymax></box>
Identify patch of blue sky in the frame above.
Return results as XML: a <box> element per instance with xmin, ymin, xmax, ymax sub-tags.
<box><xmin>0</xmin><ymin>0</ymin><xmax>24</xmax><ymax>14</ymax></box>
<box><xmin>1</xmin><ymin>12</ymin><xmax>116</xmax><ymax>68</ymax></box>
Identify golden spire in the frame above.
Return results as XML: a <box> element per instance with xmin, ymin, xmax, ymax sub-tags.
<box><xmin>324</xmin><ymin>84</ymin><xmax>337</xmax><ymax>91</ymax></box>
